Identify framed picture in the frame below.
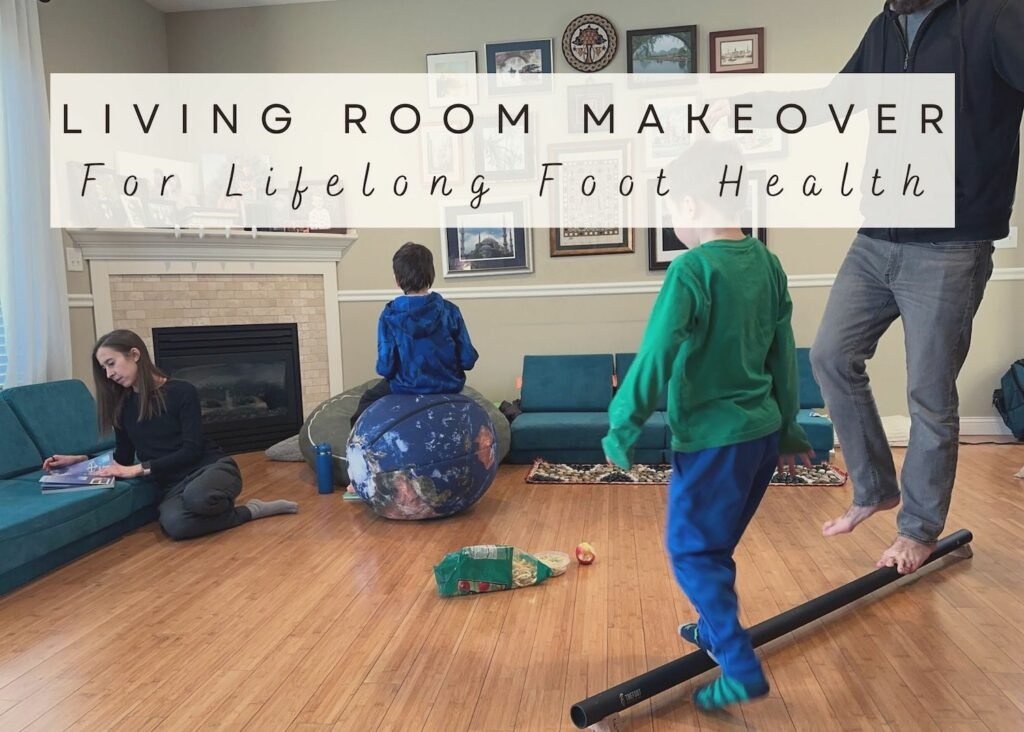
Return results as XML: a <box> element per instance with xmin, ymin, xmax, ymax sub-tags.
<box><xmin>441</xmin><ymin>200</ymin><xmax>533</xmax><ymax>277</ymax></box>
<box><xmin>566</xmin><ymin>82</ymin><xmax>615</xmax><ymax>134</ymax></box>
<box><xmin>548</xmin><ymin>141</ymin><xmax>635</xmax><ymax>257</ymax></box>
<box><xmin>147</xmin><ymin>200</ymin><xmax>177</xmax><ymax>228</ymax></box>
<box><xmin>648</xmin><ymin>172</ymin><xmax>767</xmax><ymax>271</ymax></box>
<box><xmin>642</xmin><ymin>96</ymin><xmax>694</xmax><ymax>170</ymax></box>
<box><xmin>741</xmin><ymin>169</ymin><xmax>769</xmax><ymax>246</ymax></box>
<box><xmin>485</xmin><ymin>40</ymin><xmax>553</xmax><ymax>92</ymax></box>
<box><xmin>421</xmin><ymin>126</ymin><xmax>463</xmax><ymax>184</ymax></box>
<box><xmin>647</xmin><ymin>181</ymin><xmax>688</xmax><ymax>271</ymax></box>
<box><xmin>709</xmin><ymin>28</ymin><xmax>765</xmax><ymax>73</ymax></box>
<box><xmin>626</xmin><ymin>25</ymin><xmax>698</xmax><ymax>75</ymax></box>
<box><xmin>735</xmin><ymin>127</ymin><xmax>787</xmax><ymax>159</ymax></box>
<box><xmin>474</xmin><ymin>116</ymin><xmax>535</xmax><ymax>180</ymax></box>
<box><xmin>425</xmin><ymin>51</ymin><xmax>478</xmax><ymax>107</ymax></box>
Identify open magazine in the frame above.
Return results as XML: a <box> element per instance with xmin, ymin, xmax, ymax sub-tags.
<box><xmin>39</xmin><ymin>450</ymin><xmax>117</xmax><ymax>494</ymax></box>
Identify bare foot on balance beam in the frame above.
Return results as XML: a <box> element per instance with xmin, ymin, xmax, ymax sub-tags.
<box><xmin>876</xmin><ymin>535</ymin><xmax>935</xmax><ymax>575</ymax></box>
<box><xmin>822</xmin><ymin>495</ymin><xmax>900</xmax><ymax>537</ymax></box>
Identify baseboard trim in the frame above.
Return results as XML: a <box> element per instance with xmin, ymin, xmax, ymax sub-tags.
<box><xmin>960</xmin><ymin>417</ymin><xmax>1012</xmax><ymax>436</ymax></box>
<box><xmin>837</xmin><ymin>416</ymin><xmax>1013</xmax><ymax>448</ymax></box>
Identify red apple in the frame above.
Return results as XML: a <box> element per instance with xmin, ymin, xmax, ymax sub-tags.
<box><xmin>575</xmin><ymin>542</ymin><xmax>596</xmax><ymax>565</ymax></box>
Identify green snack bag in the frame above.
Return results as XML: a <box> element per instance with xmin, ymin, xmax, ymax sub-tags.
<box><xmin>433</xmin><ymin>544</ymin><xmax>553</xmax><ymax>597</ymax></box>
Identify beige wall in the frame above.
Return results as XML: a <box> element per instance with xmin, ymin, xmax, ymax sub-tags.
<box><xmin>46</xmin><ymin>0</ymin><xmax>1022</xmax><ymax>420</ymax></box>
<box><xmin>39</xmin><ymin>0</ymin><xmax>167</xmax><ymax>75</ymax></box>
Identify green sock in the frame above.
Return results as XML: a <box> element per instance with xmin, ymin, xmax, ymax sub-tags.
<box><xmin>693</xmin><ymin>674</ymin><xmax>769</xmax><ymax>711</ymax></box>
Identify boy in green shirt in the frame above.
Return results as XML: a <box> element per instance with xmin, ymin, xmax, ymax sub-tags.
<box><xmin>603</xmin><ymin>140</ymin><xmax>813</xmax><ymax>711</ymax></box>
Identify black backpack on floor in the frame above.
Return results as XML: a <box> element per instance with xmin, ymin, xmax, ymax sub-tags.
<box><xmin>993</xmin><ymin>359</ymin><xmax>1024</xmax><ymax>440</ymax></box>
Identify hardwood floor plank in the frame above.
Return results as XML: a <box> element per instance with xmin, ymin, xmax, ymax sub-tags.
<box><xmin>0</xmin><ymin>446</ymin><xmax>1019</xmax><ymax>732</ymax></box>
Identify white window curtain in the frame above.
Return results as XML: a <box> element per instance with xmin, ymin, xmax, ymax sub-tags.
<box><xmin>0</xmin><ymin>300</ymin><xmax>7</xmax><ymax>388</ymax></box>
<box><xmin>0</xmin><ymin>0</ymin><xmax>71</xmax><ymax>387</ymax></box>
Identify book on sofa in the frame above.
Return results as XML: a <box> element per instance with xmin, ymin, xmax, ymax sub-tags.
<box><xmin>39</xmin><ymin>450</ymin><xmax>116</xmax><ymax>493</ymax></box>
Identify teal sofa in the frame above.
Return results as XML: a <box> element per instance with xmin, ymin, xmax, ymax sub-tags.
<box><xmin>507</xmin><ymin>349</ymin><xmax>833</xmax><ymax>465</ymax></box>
<box><xmin>508</xmin><ymin>353</ymin><xmax>667</xmax><ymax>464</ymax></box>
<box><xmin>795</xmin><ymin>348</ymin><xmax>835</xmax><ymax>464</ymax></box>
<box><xmin>0</xmin><ymin>380</ymin><xmax>161</xmax><ymax>595</ymax></box>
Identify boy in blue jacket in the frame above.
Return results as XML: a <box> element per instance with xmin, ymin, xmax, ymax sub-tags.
<box><xmin>350</xmin><ymin>242</ymin><xmax>479</xmax><ymax>428</ymax></box>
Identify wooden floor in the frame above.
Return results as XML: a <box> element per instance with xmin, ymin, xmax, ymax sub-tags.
<box><xmin>1</xmin><ymin>446</ymin><xmax>1023</xmax><ymax>732</ymax></box>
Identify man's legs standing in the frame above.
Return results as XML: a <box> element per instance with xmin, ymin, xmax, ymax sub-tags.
<box><xmin>811</xmin><ymin>235</ymin><xmax>903</xmax><ymax>534</ymax></box>
<box><xmin>879</xmin><ymin>241</ymin><xmax>994</xmax><ymax>573</ymax></box>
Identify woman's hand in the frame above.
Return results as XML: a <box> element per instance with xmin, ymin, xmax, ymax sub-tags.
<box><xmin>42</xmin><ymin>454</ymin><xmax>88</xmax><ymax>472</ymax></box>
<box><xmin>93</xmin><ymin>463</ymin><xmax>144</xmax><ymax>479</ymax></box>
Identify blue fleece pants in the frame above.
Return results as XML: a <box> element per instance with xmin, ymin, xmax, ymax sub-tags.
<box><xmin>666</xmin><ymin>432</ymin><xmax>779</xmax><ymax>684</ymax></box>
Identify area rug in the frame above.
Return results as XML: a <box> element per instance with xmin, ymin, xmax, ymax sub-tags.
<box><xmin>525</xmin><ymin>460</ymin><xmax>848</xmax><ymax>486</ymax></box>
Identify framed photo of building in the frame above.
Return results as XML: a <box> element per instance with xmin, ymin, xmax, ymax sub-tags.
<box><xmin>441</xmin><ymin>200</ymin><xmax>533</xmax><ymax>277</ymax></box>
<box><xmin>709</xmin><ymin>28</ymin><xmax>765</xmax><ymax>73</ymax></box>
<box><xmin>548</xmin><ymin>140</ymin><xmax>635</xmax><ymax>257</ymax></box>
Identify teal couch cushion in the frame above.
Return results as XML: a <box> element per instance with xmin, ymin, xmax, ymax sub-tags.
<box><xmin>520</xmin><ymin>355</ymin><xmax>613</xmax><ymax>412</ymax></box>
<box><xmin>513</xmin><ymin>412</ymin><xmax>610</xmax><ymax>451</ymax></box>
<box><xmin>512</xmin><ymin>412</ymin><xmax>665</xmax><ymax>452</ymax></box>
<box><xmin>796</xmin><ymin>348</ymin><xmax>825</xmax><ymax>409</ymax></box>
<box><xmin>615</xmin><ymin>353</ymin><xmax>669</xmax><ymax>411</ymax></box>
<box><xmin>0</xmin><ymin>399</ymin><xmax>43</xmax><ymax>479</ymax></box>
<box><xmin>797</xmin><ymin>409</ymin><xmax>834</xmax><ymax>455</ymax></box>
<box><xmin>1</xmin><ymin>380</ymin><xmax>114</xmax><ymax>457</ymax></box>
<box><xmin>0</xmin><ymin>477</ymin><xmax>134</xmax><ymax>577</ymax></box>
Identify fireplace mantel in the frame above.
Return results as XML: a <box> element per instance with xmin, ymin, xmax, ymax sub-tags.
<box><xmin>66</xmin><ymin>228</ymin><xmax>358</xmax><ymax>262</ymax></box>
<box><xmin>69</xmin><ymin>227</ymin><xmax>352</xmax><ymax>394</ymax></box>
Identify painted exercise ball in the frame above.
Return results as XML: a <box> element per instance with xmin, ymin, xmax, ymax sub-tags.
<box><xmin>346</xmin><ymin>393</ymin><xmax>498</xmax><ymax>520</ymax></box>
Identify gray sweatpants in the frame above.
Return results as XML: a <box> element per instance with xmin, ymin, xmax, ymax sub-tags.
<box><xmin>158</xmin><ymin>457</ymin><xmax>250</xmax><ymax>540</ymax></box>
<box><xmin>811</xmin><ymin>234</ymin><xmax>994</xmax><ymax>543</ymax></box>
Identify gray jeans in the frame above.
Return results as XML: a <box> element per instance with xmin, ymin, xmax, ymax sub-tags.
<box><xmin>811</xmin><ymin>234</ymin><xmax>994</xmax><ymax>543</ymax></box>
<box><xmin>158</xmin><ymin>457</ymin><xmax>249</xmax><ymax>540</ymax></box>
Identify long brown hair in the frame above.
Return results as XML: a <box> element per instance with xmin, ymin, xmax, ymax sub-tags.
<box><xmin>92</xmin><ymin>330</ymin><xmax>168</xmax><ymax>433</ymax></box>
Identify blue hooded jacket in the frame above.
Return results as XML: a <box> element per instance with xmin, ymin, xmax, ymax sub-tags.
<box><xmin>376</xmin><ymin>292</ymin><xmax>479</xmax><ymax>394</ymax></box>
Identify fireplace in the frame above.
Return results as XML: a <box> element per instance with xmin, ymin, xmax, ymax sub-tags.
<box><xmin>152</xmin><ymin>323</ymin><xmax>303</xmax><ymax>454</ymax></box>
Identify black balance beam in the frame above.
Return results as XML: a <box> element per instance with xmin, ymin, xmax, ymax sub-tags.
<box><xmin>570</xmin><ymin>528</ymin><xmax>973</xmax><ymax>729</ymax></box>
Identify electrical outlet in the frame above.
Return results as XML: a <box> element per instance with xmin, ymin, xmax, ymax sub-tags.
<box><xmin>994</xmin><ymin>226</ymin><xmax>1018</xmax><ymax>249</ymax></box>
<box><xmin>65</xmin><ymin>247</ymin><xmax>84</xmax><ymax>272</ymax></box>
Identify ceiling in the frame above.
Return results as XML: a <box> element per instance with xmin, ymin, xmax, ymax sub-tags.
<box><xmin>143</xmin><ymin>0</ymin><xmax>334</xmax><ymax>12</ymax></box>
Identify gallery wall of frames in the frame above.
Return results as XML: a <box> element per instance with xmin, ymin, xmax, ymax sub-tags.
<box><xmin>425</xmin><ymin>15</ymin><xmax>768</xmax><ymax>278</ymax></box>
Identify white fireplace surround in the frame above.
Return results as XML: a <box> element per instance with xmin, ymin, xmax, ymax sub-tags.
<box><xmin>66</xmin><ymin>228</ymin><xmax>357</xmax><ymax>394</ymax></box>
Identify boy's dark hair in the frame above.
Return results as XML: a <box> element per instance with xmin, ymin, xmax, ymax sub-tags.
<box><xmin>393</xmin><ymin>242</ymin><xmax>435</xmax><ymax>293</ymax></box>
<box><xmin>666</xmin><ymin>138</ymin><xmax>746</xmax><ymax>220</ymax></box>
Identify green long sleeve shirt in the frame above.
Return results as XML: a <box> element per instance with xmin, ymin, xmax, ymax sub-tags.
<box><xmin>602</xmin><ymin>236</ymin><xmax>812</xmax><ymax>468</ymax></box>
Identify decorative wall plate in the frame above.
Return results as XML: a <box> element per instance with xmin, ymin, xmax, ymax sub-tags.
<box><xmin>562</xmin><ymin>14</ymin><xmax>618</xmax><ymax>72</ymax></box>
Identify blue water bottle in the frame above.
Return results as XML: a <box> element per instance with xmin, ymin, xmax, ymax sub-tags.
<box><xmin>315</xmin><ymin>443</ymin><xmax>334</xmax><ymax>494</ymax></box>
